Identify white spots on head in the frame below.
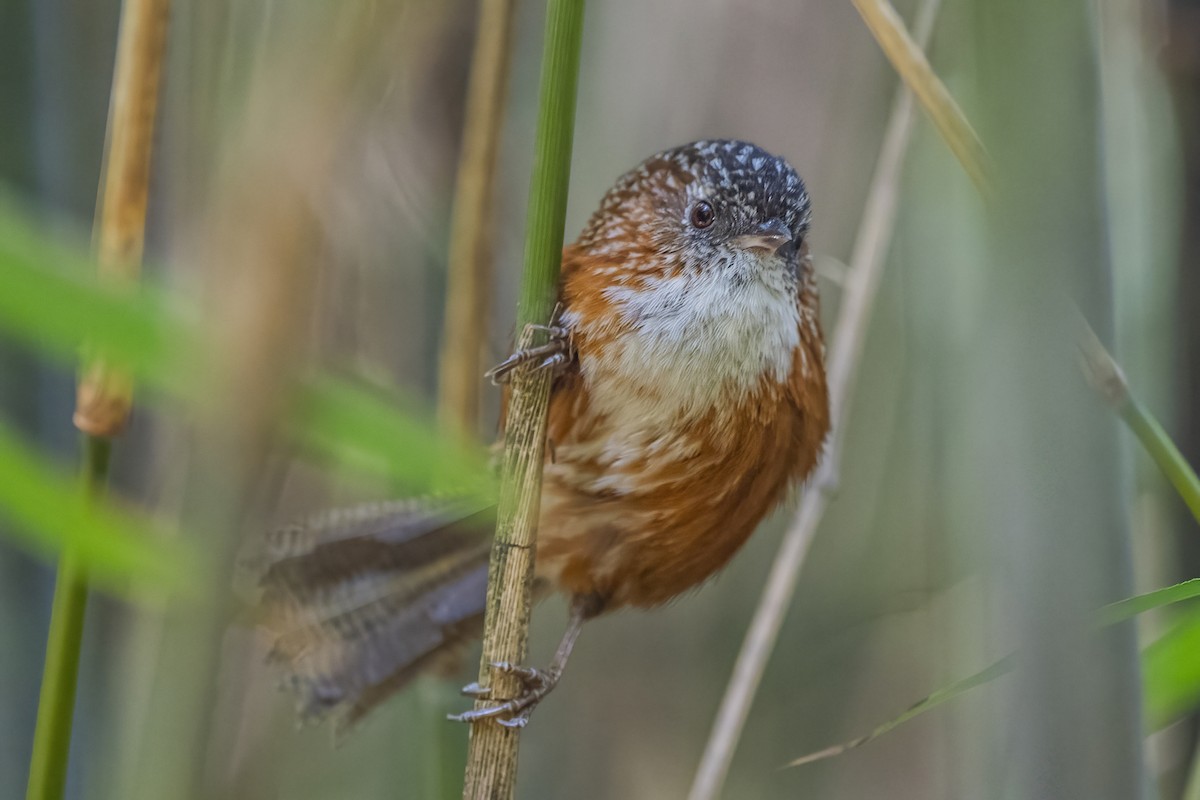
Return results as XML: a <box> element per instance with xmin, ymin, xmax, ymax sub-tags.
<box><xmin>686</xmin><ymin>182</ymin><xmax>713</xmax><ymax>203</ymax></box>
<box><xmin>575</xmin><ymin>139</ymin><xmax>813</xmax><ymax>289</ymax></box>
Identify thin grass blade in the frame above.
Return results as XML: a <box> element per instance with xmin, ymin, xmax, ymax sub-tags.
<box><xmin>0</xmin><ymin>420</ymin><xmax>193</xmax><ymax>595</ymax></box>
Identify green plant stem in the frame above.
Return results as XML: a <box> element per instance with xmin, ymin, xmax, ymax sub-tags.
<box><xmin>1120</xmin><ymin>398</ymin><xmax>1200</xmax><ymax>526</ymax></box>
<box><xmin>26</xmin><ymin>436</ymin><xmax>111</xmax><ymax>800</ymax></box>
<box><xmin>514</xmin><ymin>1</ymin><xmax>585</xmax><ymax>330</ymax></box>
<box><xmin>1077</xmin><ymin>309</ymin><xmax>1200</xmax><ymax>527</ymax></box>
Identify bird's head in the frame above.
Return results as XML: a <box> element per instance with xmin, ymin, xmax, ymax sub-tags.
<box><xmin>575</xmin><ymin>139</ymin><xmax>812</xmax><ymax>292</ymax></box>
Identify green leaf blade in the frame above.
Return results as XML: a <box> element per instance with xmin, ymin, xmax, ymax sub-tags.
<box><xmin>0</xmin><ymin>418</ymin><xmax>194</xmax><ymax>597</ymax></box>
<box><xmin>0</xmin><ymin>196</ymin><xmax>207</xmax><ymax>398</ymax></box>
<box><xmin>289</xmin><ymin>374</ymin><xmax>498</xmax><ymax>504</ymax></box>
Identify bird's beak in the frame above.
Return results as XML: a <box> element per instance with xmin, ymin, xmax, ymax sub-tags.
<box><xmin>733</xmin><ymin>219</ymin><xmax>792</xmax><ymax>254</ymax></box>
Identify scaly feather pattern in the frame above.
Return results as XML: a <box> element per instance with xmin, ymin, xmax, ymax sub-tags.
<box><xmin>254</xmin><ymin>139</ymin><xmax>829</xmax><ymax>726</ymax></box>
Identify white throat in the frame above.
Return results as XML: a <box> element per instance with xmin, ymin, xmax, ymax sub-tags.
<box><xmin>570</xmin><ymin>254</ymin><xmax>802</xmax><ymax>426</ymax></box>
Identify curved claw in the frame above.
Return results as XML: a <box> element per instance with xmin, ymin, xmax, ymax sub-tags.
<box><xmin>497</xmin><ymin>715</ymin><xmax>530</xmax><ymax>729</ymax></box>
<box><xmin>460</xmin><ymin>681</ymin><xmax>492</xmax><ymax>699</ymax></box>
<box><xmin>448</xmin><ymin>704</ymin><xmax>512</xmax><ymax>724</ymax></box>
<box><xmin>486</xmin><ymin>321</ymin><xmax>574</xmax><ymax>385</ymax></box>
<box><xmin>449</xmin><ymin>601</ymin><xmax>588</xmax><ymax>728</ymax></box>
<box><xmin>448</xmin><ymin>661</ymin><xmax>557</xmax><ymax>726</ymax></box>
<box><xmin>490</xmin><ymin>661</ymin><xmax>550</xmax><ymax>689</ymax></box>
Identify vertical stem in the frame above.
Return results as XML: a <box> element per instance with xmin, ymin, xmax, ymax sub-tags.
<box><xmin>75</xmin><ymin>0</ymin><xmax>171</xmax><ymax>438</ymax></box>
<box><xmin>25</xmin><ymin>1</ymin><xmax>169</xmax><ymax>798</ymax></box>
<box><xmin>434</xmin><ymin>1</ymin><xmax>521</xmax><ymax>791</ymax></box>
<box><xmin>25</xmin><ymin>440</ymin><xmax>110</xmax><ymax>800</ymax></box>
<box><xmin>461</xmin><ymin>1</ymin><xmax>585</xmax><ymax>798</ymax></box>
<box><xmin>26</xmin><ymin>558</ymin><xmax>89</xmax><ymax>800</ymax></box>
<box><xmin>511</xmin><ymin>0</ymin><xmax>585</xmax><ymax>332</ymax></box>
<box><xmin>438</xmin><ymin>0</ymin><xmax>520</xmax><ymax>438</ymax></box>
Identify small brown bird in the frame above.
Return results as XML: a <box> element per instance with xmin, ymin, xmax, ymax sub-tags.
<box><xmin>255</xmin><ymin>139</ymin><xmax>830</xmax><ymax>730</ymax></box>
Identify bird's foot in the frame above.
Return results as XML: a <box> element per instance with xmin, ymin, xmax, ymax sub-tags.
<box><xmin>485</xmin><ymin>319</ymin><xmax>573</xmax><ymax>385</ymax></box>
<box><xmin>448</xmin><ymin>661</ymin><xmax>560</xmax><ymax>728</ymax></box>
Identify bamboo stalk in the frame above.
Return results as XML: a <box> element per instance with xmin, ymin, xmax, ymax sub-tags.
<box><xmin>25</xmin><ymin>3</ymin><xmax>169</xmax><ymax>799</ymax></box>
<box><xmin>461</xmin><ymin>1</ymin><xmax>586</xmax><ymax>797</ymax></box>
<box><xmin>685</xmin><ymin>2</ymin><xmax>940</xmax><ymax>797</ymax></box>
<box><xmin>437</xmin><ymin>0</ymin><xmax>520</xmax><ymax>438</ymax></box>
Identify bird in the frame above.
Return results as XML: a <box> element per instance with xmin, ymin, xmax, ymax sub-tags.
<box><xmin>253</xmin><ymin>139</ymin><xmax>831</xmax><ymax>731</ymax></box>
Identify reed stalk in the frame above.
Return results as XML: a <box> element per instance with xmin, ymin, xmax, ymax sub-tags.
<box><xmin>25</xmin><ymin>2</ymin><xmax>169</xmax><ymax>799</ymax></box>
<box><xmin>438</xmin><ymin>0</ymin><xmax>520</xmax><ymax>438</ymax></box>
<box><xmin>460</xmin><ymin>1</ymin><xmax>586</xmax><ymax>797</ymax></box>
<box><xmin>851</xmin><ymin>0</ymin><xmax>989</xmax><ymax>193</ymax></box>
<box><xmin>432</xmin><ymin>1</ymin><xmax>521</xmax><ymax>792</ymax></box>
<box><xmin>1077</xmin><ymin>312</ymin><xmax>1200</xmax><ymax>526</ymax></box>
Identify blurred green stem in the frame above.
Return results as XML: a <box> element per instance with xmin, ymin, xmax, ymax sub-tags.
<box><xmin>1077</xmin><ymin>311</ymin><xmax>1200</xmax><ymax>526</ymax></box>
<box><xmin>25</xmin><ymin>436</ymin><xmax>111</xmax><ymax>800</ymax></box>
<box><xmin>1121</xmin><ymin>399</ymin><xmax>1200</xmax><ymax>526</ymax></box>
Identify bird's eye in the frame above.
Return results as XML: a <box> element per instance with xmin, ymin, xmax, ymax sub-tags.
<box><xmin>689</xmin><ymin>201</ymin><xmax>715</xmax><ymax>229</ymax></box>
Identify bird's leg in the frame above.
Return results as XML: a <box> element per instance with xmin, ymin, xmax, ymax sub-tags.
<box><xmin>449</xmin><ymin>598</ymin><xmax>590</xmax><ymax>728</ymax></box>
<box><xmin>485</xmin><ymin>307</ymin><xmax>573</xmax><ymax>385</ymax></box>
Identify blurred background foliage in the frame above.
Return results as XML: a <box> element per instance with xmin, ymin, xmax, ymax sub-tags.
<box><xmin>0</xmin><ymin>0</ymin><xmax>1198</xmax><ymax>799</ymax></box>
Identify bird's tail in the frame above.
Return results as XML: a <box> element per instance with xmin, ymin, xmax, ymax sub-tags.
<box><xmin>249</xmin><ymin>498</ymin><xmax>495</xmax><ymax>729</ymax></box>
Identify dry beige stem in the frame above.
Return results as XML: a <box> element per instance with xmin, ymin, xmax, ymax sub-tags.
<box><xmin>74</xmin><ymin>0</ymin><xmax>171</xmax><ymax>437</ymax></box>
<box><xmin>438</xmin><ymin>0</ymin><xmax>520</xmax><ymax>438</ymax></box>
<box><xmin>852</xmin><ymin>0</ymin><xmax>990</xmax><ymax>193</ymax></box>
<box><xmin>462</xmin><ymin>324</ymin><xmax>555</xmax><ymax>800</ymax></box>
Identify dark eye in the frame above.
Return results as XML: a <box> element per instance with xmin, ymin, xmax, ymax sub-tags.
<box><xmin>689</xmin><ymin>201</ymin><xmax>715</xmax><ymax>229</ymax></box>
